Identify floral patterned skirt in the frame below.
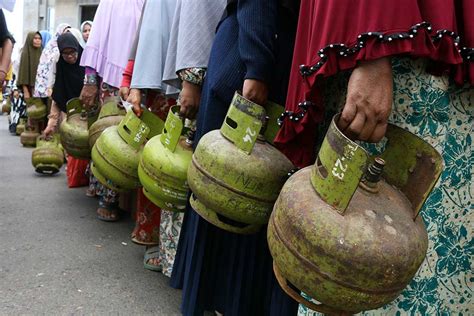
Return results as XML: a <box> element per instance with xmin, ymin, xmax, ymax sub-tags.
<box><xmin>298</xmin><ymin>58</ymin><xmax>473</xmax><ymax>315</ymax></box>
<box><xmin>87</xmin><ymin>83</ymin><xmax>121</xmax><ymax>204</ymax></box>
<box><xmin>132</xmin><ymin>189</ymin><xmax>161</xmax><ymax>245</ymax></box>
<box><xmin>86</xmin><ymin>168</ymin><xmax>118</xmax><ymax>203</ymax></box>
<box><xmin>155</xmin><ymin>210</ymin><xmax>184</xmax><ymax>277</ymax></box>
<box><xmin>134</xmin><ymin>91</ymin><xmax>182</xmax><ymax>276</ymax></box>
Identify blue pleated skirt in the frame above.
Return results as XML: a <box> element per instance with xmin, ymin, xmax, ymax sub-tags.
<box><xmin>170</xmin><ymin>10</ymin><xmax>298</xmax><ymax>316</ymax></box>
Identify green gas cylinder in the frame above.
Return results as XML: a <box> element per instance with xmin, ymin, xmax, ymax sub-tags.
<box><xmin>188</xmin><ymin>92</ymin><xmax>294</xmax><ymax>234</ymax></box>
<box><xmin>139</xmin><ymin>106</ymin><xmax>194</xmax><ymax>212</ymax></box>
<box><xmin>91</xmin><ymin>109</ymin><xmax>164</xmax><ymax>192</ymax></box>
<box><xmin>268</xmin><ymin>116</ymin><xmax>444</xmax><ymax>314</ymax></box>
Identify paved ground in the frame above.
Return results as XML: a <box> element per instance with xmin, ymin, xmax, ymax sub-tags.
<box><xmin>0</xmin><ymin>114</ymin><xmax>182</xmax><ymax>315</ymax></box>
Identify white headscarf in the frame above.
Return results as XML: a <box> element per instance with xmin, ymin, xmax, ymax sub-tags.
<box><xmin>68</xmin><ymin>27</ymin><xmax>86</xmax><ymax>48</ymax></box>
<box><xmin>55</xmin><ymin>23</ymin><xmax>71</xmax><ymax>38</ymax></box>
<box><xmin>33</xmin><ymin>23</ymin><xmax>71</xmax><ymax>98</ymax></box>
<box><xmin>81</xmin><ymin>20</ymin><xmax>93</xmax><ymax>32</ymax></box>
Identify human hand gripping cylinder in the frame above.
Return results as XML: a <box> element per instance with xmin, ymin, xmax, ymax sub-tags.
<box><xmin>268</xmin><ymin>115</ymin><xmax>444</xmax><ymax>314</ymax></box>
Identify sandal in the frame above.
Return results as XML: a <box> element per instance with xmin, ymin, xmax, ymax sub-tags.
<box><xmin>143</xmin><ymin>246</ymin><xmax>163</xmax><ymax>272</ymax></box>
<box><xmin>97</xmin><ymin>200</ymin><xmax>120</xmax><ymax>222</ymax></box>
<box><xmin>85</xmin><ymin>188</ymin><xmax>96</xmax><ymax>197</ymax></box>
<box><xmin>131</xmin><ymin>233</ymin><xmax>159</xmax><ymax>246</ymax></box>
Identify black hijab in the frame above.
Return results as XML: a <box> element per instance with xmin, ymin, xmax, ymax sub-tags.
<box><xmin>52</xmin><ymin>32</ymin><xmax>85</xmax><ymax>112</ymax></box>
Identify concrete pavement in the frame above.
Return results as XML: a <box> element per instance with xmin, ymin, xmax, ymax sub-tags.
<box><xmin>0</xmin><ymin>114</ymin><xmax>182</xmax><ymax>315</ymax></box>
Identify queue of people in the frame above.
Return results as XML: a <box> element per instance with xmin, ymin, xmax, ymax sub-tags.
<box><xmin>1</xmin><ymin>0</ymin><xmax>472</xmax><ymax>315</ymax></box>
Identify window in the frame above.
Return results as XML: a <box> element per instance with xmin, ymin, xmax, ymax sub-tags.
<box><xmin>80</xmin><ymin>5</ymin><xmax>98</xmax><ymax>23</ymax></box>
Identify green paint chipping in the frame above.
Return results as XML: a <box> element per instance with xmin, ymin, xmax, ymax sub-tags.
<box><xmin>220</xmin><ymin>92</ymin><xmax>265</xmax><ymax>155</ymax></box>
<box><xmin>380</xmin><ymin>125</ymin><xmax>444</xmax><ymax>218</ymax></box>
<box><xmin>160</xmin><ymin>106</ymin><xmax>184</xmax><ymax>153</ymax></box>
<box><xmin>139</xmin><ymin>105</ymin><xmax>193</xmax><ymax>212</ymax></box>
<box><xmin>263</xmin><ymin>101</ymin><xmax>284</xmax><ymax>144</ymax></box>
<box><xmin>311</xmin><ymin>118</ymin><xmax>368</xmax><ymax>214</ymax></box>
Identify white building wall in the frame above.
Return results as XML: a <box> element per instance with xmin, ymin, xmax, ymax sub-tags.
<box><xmin>54</xmin><ymin>0</ymin><xmax>79</xmax><ymax>29</ymax></box>
<box><xmin>22</xmin><ymin>0</ymin><xmax>40</xmax><ymax>39</ymax></box>
<box><xmin>22</xmin><ymin>0</ymin><xmax>99</xmax><ymax>40</ymax></box>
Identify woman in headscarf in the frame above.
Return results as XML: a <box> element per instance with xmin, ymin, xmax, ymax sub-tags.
<box><xmin>34</xmin><ymin>23</ymin><xmax>70</xmax><ymax>99</ymax></box>
<box><xmin>81</xmin><ymin>20</ymin><xmax>92</xmax><ymax>43</ymax></box>
<box><xmin>79</xmin><ymin>0</ymin><xmax>144</xmax><ymax>221</ymax></box>
<box><xmin>43</xmin><ymin>32</ymin><xmax>85</xmax><ymax>137</ymax></box>
<box><xmin>119</xmin><ymin>0</ymin><xmax>178</xmax><ymax>274</ymax></box>
<box><xmin>39</xmin><ymin>30</ymin><xmax>52</xmax><ymax>48</ymax></box>
<box><xmin>126</xmin><ymin>0</ymin><xmax>228</xmax><ymax>276</ymax></box>
<box><xmin>17</xmin><ymin>31</ymin><xmax>42</xmax><ymax>99</ymax></box>
<box><xmin>68</xmin><ymin>28</ymin><xmax>86</xmax><ymax>49</ymax></box>
<box><xmin>167</xmin><ymin>0</ymin><xmax>300</xmax><ymax>315</ymax></box>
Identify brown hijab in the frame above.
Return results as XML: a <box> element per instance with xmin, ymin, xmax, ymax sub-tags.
<box><xmin>17</xmin><ymin>31</ymin><xmax>43</xmax><ymax>87</ymax></box>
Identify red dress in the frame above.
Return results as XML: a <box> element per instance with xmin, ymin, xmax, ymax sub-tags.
<box><xmin>274</xmin><ymin>0</ymin><xmax>474</xmax><ymax>167</ymax></box>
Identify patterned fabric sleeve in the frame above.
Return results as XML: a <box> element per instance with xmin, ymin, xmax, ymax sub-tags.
<box><xmin>177</xmin><ymin>67</ymin><xmax>206</xmax><ymax>86</ymax></box>
<box><xmin>47</xmin><ymin>60</ymin><xmax>57</xmax><ymax>91</ymax></box>
<box><xmin>34</xmin><ymin>44</ymin><xmax>60</xmax><ymax>98</ymax></box>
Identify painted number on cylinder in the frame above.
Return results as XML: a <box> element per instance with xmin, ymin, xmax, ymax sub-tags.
<box><xmin>332</xmin><ymin>158</ymin><xmax>347</xmax><ymax>180</ymax></box>
<box><xmin>331</xmin><ymin>144</ymin><xmax>358</xmax><ymax>180</ymax></box>
<box><xmin>243</xmin><ymin>127</ymin><xmax>256</xmax><ymax>143</ymax></box>
<box><xmin>134</xmin><ymin>125</ymin><xmax>147</xmax><ymax>143</ymax></box>
<box><xmin>163</xmin><ymin>119</ymin><xmax>177</xmax><ymax>148</ymax></box>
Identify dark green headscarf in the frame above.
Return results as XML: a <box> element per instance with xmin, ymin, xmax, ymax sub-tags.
<box><xmin>17</xmin><ymin>31</ymin><xmax>43</xmax><ymax>87</ymax></box>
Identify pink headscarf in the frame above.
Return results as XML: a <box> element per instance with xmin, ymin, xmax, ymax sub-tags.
<box><xmin>80</xmin><ymin>0</ymin><xmax>144</xmax><ymax>88</ymax></box>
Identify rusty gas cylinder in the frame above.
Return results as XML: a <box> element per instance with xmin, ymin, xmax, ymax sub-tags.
<box><xmin>59</xmin><ymin>98</ymin><xmax>92</xmax><ymax>159</ymax></box>
<box><xmin>139</xmin><ymin>106</ymin><xmax>194</xmax><ymax>212</ymax></box>
<box><xmin>188</xmin><ymin>92</ymin><xmax>294</xmax><ymax>234</ymax></box>
<box><xmin>2</xmin><ymin>99</ymin><xmax>11</xmax><ymax>114</ymax></box>
<box><xmin>25</xmin><ymin>97</ymin><xmax>47</xmax><ymax>120</ymax></box>
<box><xmin>268</xmin><ymin>115</ymin><xmax>444</xmax><ymax>314</ymax></box>
<box><xmin>32</xmin><ymin>134</ymin><xmax>64</xmax><ymax>174</ymax></box>
<box><xmin>20</xmin><ymin>123</ymin><xmax>40</xmax><ymax>147</ymax></box>
<box><xmin>16</xmin><ymin>118</ymin><xmax>27</xmax><ymax>135</ymax></box>
<box><xmin>91</xmin><ymin>109</ymin><xmax>164</xmax><ymax>192</ymax></box>
<box><xmin>88</xmin><ymin>99</ymin><xmax>126</xmax><ymax>148</ymax></box>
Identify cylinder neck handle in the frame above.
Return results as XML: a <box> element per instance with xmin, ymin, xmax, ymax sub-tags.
<box><xmin>220</xmin><ymin>92</ymin><xmax>266</xmax><ymax>155</ymax></box>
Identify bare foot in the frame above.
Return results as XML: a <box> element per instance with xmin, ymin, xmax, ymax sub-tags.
<box><xmin>97</xmin><ymin>207</ymin><xmax>118</xmax><ymax>221</ymax></box>
<box><xmin>146</xmin><ymin>257</ymin><xmax>162</xmax><ymax>267</ymax></box>
<box><xmin>86</xmin><ymin>188</ymin><xmax>96</xmax><ymax>197</ymax></box>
